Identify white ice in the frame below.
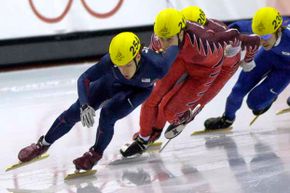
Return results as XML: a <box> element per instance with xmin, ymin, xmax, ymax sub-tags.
<box><xmin>0</xmin><ymin>63</ymin><xmax>290</xmax><ymax>193</ymax></box>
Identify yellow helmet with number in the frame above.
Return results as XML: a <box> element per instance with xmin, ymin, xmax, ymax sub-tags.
<box><xmin>154</xmin><ymin>8</ymin><xmax>186</xmax><ymax>38</ymax></box>
<box><xmin>109</xmin><ymin>32</ymin><xmax>141</xmax><ymax>66</ymax></box>
<box><xmin>252</xmin><ymin>7</ymin><xmax>283</xmax><ymax>36</ymax></box>
<box><xmin>181</xmin><ymin>6</ymin><xmax>207</xmax><ymax>26</ymax></box>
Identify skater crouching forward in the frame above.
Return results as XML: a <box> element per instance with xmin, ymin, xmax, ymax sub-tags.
<box><xmin>120</xmin><ymin>7</ymin><xmax>242</xmax><ymax>157</ymax></box>
<box><xmin>18</xmin><ymin>31</ymin><xmax>179</xmax><ymax>171</ymax></box>
<box><xmin>205</xmin><ymin>7</ymin><xmax>290</xmax><ymax>130</ymax></box>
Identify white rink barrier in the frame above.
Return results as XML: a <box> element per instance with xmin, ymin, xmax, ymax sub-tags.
<box><xmin>0</xmin><ymin>0</ymin><xmax>289</xmax><ymax>40</ymax></box>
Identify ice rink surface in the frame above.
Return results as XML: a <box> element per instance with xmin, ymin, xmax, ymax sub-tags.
<box><xmin>0</xmin><ymin>63</ymin><xmax>290</xmax><ymax>193</ymax></box>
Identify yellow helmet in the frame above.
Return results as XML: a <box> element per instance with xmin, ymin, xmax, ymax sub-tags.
<box><xmin>109</xmin><ymin>32</ymin><xmax>141</xmax><ymax>66</ymax></box>
<box><xmin>154</xmin><ymin>8</ymin><xmax>186</xmax><ymax>38</ymax></box>
<box><xmin>252</xmin><ymin>7</ymin><xmax>283</xmax><ymax>36</ymax></box>
<box><xmin>181</xmin><ymin>6</ymin><xmax>207</xmax><ymax>26</ymax></box>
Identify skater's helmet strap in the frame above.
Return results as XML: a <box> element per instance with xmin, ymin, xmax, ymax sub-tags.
<box><xmin>252</xmin><ymin>7</ymin><xmax>283</xmax><ymax>36</ymax></box>
<box><xmin>181</xmin><ymin>6</ymin><xmax>207</xmax><ymax>26</ymax></box>
<box><xmin>109</xmin><ymin>32</ymin><xmax>141</xmax><ymax>67</ymax></box>
<box><xmin>154</xmin><ymin>8</ymin><xmax>186</xmax><ymax>38</ymax></box>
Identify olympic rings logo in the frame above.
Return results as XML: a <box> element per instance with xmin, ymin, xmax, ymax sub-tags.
<box><xmin>29</xmin><ymin>0</ymin><xmax>124</xmax><ymax>23</ymax></box>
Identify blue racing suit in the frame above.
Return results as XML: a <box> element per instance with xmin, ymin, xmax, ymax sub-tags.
<box><xmin>224</xmin><ymin>19</ymin><xmax>290</xmax><ymax>120</ymax></box>
<box><xmin>44</xmin><ymin>46</ymin><xmax>179</xmax><ymax>155</ymax></box>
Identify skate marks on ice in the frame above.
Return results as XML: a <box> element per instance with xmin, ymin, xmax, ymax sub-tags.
<box><xmin>5</xmin><ymin>153</ymin><xmax>49</xmax><ymax>172</ymax></box>
<box><xmin>108</xmin><ymin>154</ymin><xmax>149</xmax><ymax>165</ymax></box>
<box><xmin>109</xmin><ymin>141</ymin><xmax>162</xmax><ymax>165</ymax></box>
<box><xmin>64</xmin><ymin>169</ymin><xmax>97</xmax><ymax>180</ymax></box>
<box><xmin>7</xmin><ymin>188</ymin><xmax>54</xmax><ymax>193</ymax></box>
<box><xmin>7</xmin><ymin>172</ymin><xmax>100</xmax><ymax>193</ymax></box>
<box><xmin>276</xmin><ymin>107</ymin><xmax>290</xmax><ymax>115</ymax></box>
<box><xmin>191</xmin><ymin>127</ymin><xmax>233</xmax><ymax>136</ymax></box>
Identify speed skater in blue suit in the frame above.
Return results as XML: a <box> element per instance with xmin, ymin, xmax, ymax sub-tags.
<box><xmin>205</xmin><ymin>7</ymin><xmax>290</xmax><ymax>130</ymax></box>
<box><xmin>17</xmin><ymin>31</ymin><xmax>180</xmax><ymax>171</ymax></box>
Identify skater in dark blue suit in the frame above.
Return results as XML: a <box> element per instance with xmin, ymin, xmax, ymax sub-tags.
<box><xmin>205</xmin><ymin>7</ymin><xmax>290</xmax><ymax>130</ymax></box>
<box><xmin>18</xmin><ymin>31</ymin><xmax>180</xmax><ymax>170</ymax></box>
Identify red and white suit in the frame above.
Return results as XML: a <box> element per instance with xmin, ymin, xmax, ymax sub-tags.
<box><xmin>139</xmin><ymin>20</ymin><xmax>258</xmax><ymax>138</ymax></box>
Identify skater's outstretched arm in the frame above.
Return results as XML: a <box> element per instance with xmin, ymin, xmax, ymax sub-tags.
<box><xmin>77</xmin><ymin>55</ymin><xmax>111</xmax><ymax>106</ymax></box>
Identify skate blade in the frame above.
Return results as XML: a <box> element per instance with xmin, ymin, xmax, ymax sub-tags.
<box><xmin>164</xmin><ymin>124</ymin><xmax>186</xmax><ymax>139</ymax></box>
<box><xmin>64</xmin><ymin>169</ymin><xmax>97</xmax><ymax>180</ymax></box>
<box><xmin>249</xmin><ymin>115</ymin><xmax>259</xmax><ymax>126</ymax></box>
<box><xmin>146</xmin><ymin>141</ymin><xmax>162</xmax><ymax>152</ymax></box>
<box><xmin>5</xmin><ymin>153</ymin><xmax>49</xmax><ymax>172</ymax></box>
<box><xmin>149</xmin><ymin>141</ymin><xmax>162</xmax><ymax>147</ymax></box>
<box><xmin>276</xmin><ymin>108</ymin><xmax>290</xmax><ymax>115</ymax></box>
<box><xmin>191</xmin><ymin>127</ymin><xmax>233</xmax><ymax>136</ymax></box>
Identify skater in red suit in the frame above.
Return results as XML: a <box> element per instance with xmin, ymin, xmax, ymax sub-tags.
<box><xmin>120</xmin><ymin>7</ymin><xmax>247</xmax><ymax>157</ymax></box>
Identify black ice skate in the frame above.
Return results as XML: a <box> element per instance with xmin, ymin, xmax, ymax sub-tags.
<box><xmin>253</xmin><ymin>96</ymin><xmax>278</xmax><ymax>116</ymax></box>
<box><xmin>251</xmin><ymin>97</ymin><xmax>277</xmax><ymax>125</ymax></box>
<box><xmin>204</xmin><ymin>115</ymin><xmax>234</xmax><ymax>130</ymax></box>
<box><xmin>252</xmin><ymin>105</ymin><xmax>272</xmax><ymax>116</ymax></box>
<box><xmin>120</xmin><ymin>136</ymin><xmax>148</xmax><ymax>158</ymax></box>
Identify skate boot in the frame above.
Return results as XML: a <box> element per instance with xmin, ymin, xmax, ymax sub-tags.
<box><xmin>204</xmin><ymin>115</ymin><xmax>234</xmax><ymax>130</ymax></box>
<box><xmin>120</xmin><ymin>136</ymin><xmax>148</xmax><ymax>158</ymax></box>
<box><xmin>18</xmin><ymin>136</ymin><xmax>50</xmax><ymax>162</ymax></box>
<box><xmin>73</xmin><ymin>148</ymin><xmax>102</xmax><ymax>171</ymax></box>
<box><xmin>252</xmin><ymin>106</ymin><xmax>270</xmax><ymax>116</ymax></box>
<box><xmin>252</xmin><ymin>96</ymin><xmax>277</xmax><ymax>115</ymax></box>
<box><xmin>165</xmin><ymin>105</ymin><xmax>202</xmax><ymax>139</ymax></box>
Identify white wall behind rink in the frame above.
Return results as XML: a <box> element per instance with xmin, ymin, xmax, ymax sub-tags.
<box><xmin>0</xmin><ymin>0</ymin><xmax>280</xmax><ymax>40</ymax></box>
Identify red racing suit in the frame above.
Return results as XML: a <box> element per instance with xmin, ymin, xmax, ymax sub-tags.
<box><xmin>139</xmin><ymin>20</ymin><xmax>257</xmax><ymax>138</ymax></box>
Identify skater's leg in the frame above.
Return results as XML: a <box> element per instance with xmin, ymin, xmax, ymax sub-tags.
<box><xmin>18</xmin><ymin>101</ymin><xmax>81</xmax><ymax>162</ymax></box>
<box><xmin>161</xmin><ymin>55</ymin><xmax>225</xmax><ymax>124</ymax></box>
<box><xmin>93</xmin><ymin>88</ymin><xmax>151</xmax><ymax>154</ymax></box>
<box><xmin>204</xmin><ymin>70</ymin><xmax>268</xmax><ymax>130</ymax></box>
<box><xmin>139</xmin><ymin>58</ymin><xmax>187</xmax><ymax>138</ymax></box>
<box><xmin>74</xmin><ymin>88</ymin><xmax>151</xmax><ymax>168</ymax></box>
<box><xmin>44</xmin><ymin>100</ymin><xmax>81</xmax><ymax>144</ymax></box>
<box><xmin>205</xmin><ymin>50</ymin><xmax>273</xmax><ymax>129</ymax></box>
<box><xmin>224</xmin><ymin>50</ymin><xmax>273</xmax><ymax>120</ymax></box>
<box><xmin>161</xmin><ymin>77</ymin><xmax>208</xmax><ymax>124</ymax></box>
<box><xmin>247</xmin><ymin>70</ymin><xmax>290</xmax><ymax>114</ymax></box>
<box><xmin>198</xmin><ymin>54</ymin><xmax>240</xmax><ymax>107</ymax></box>
<box><xmin>18</xmin><ymin>80</ymin><xmax>112</xmax><ymax>162</ymax></box>
<box><xmin>45</xmin><ymin>79</ymin><xmax>113</xmax><ymax>144</ymax></box>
